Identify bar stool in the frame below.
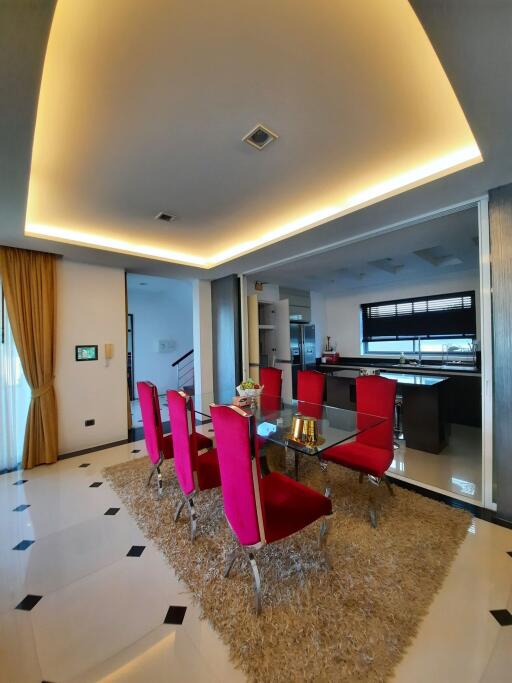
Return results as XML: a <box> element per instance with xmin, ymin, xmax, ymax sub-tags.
<box><xmin>394</xmin><ymin>394</ymin><xmax>403</xmax><ymax>449</ymax></box>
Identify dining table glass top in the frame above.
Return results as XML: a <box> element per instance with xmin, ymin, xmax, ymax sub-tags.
<box><xmin>191</xmin><ymin>391</ymin><xmax>385</xmax><ymax>456</ymax></box>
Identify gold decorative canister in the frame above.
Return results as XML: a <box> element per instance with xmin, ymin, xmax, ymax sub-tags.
<box><xmin>301</xmin><ymin>416</ymin><xmax>319</xmax><ymax>444</ymax></box>
<box><xmin>291</xmin><ymin>413</ymin><xmax>304</xmax><ymax>441</ymax></box>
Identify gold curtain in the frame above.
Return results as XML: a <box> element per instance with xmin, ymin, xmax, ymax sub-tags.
<box><xmin>0</xmin><ymin>246</ymin><xmax>58</xmax><ymax>468</ymax></box>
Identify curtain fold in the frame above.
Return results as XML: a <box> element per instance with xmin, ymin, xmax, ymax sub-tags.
<box><xmin>0</xmin><ymin>303</ymin><xmax>31</xmax><ymax>472</ymax></box>
<box><xmin>0</xmin><ymin>247</ymin><xmax>58</xmax><ymax>469</ymax></box>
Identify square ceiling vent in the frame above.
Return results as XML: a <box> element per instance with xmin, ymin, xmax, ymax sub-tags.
<box><xmin>242</xmin><ymin>124</ymin><xmax>278</xmax><ymax>150</ymax></box>
<box><xmin>154</xmin><ymin>212</ymin><xmax>176</xmax><ymax>222</ymax></box>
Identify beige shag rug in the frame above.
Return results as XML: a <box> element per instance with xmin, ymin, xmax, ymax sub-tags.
<box><xmin>103</xmin><ymin>448</ymin><xmax>471</xmax><ymax>682</ymax></box>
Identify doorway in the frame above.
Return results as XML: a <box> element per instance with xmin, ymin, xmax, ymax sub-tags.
<box><xmin>240</xmin><ymin>196</ymin><xmax>494</xmax><ymax>510</ymax></box>
<box><xmin>126</xmin><ymin>273</ymin><xmax>194</xmax><ymax>429</ymax></box>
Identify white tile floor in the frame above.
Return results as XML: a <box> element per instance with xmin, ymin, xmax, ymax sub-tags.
<box><xmin>1</xmin><ymin>435</ymin><xmax>511</xmax><ymax>683</ymax></box>
<box><xmin>131</xmin><ymin>397</ymin><xmax>168</xmax><ymax>427</ymax></box>
<box><xmin>388</xmin><ymin>424</ymin><xmax>482</xmax><ymax>503</ymax></box>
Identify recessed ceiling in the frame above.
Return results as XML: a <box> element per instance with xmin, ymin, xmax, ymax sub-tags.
<box><xmin>25</xmin><ymin>0</ymin><xmax>481</xmax><ymax>268</ymax></box>
<box><xmin>250</xmin><ymin>207</ymin><xmax>479</xmax><ymax>292</ymax></box>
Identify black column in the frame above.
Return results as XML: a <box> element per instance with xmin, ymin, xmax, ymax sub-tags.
<box><xmin>211</xmin><ymin>274</ymin><xmax>242</xmax><ymax>399</ymax></box>
<box><xmin>489</xmin><ymin>184</ymin><xmax>512</xmax><ymax>521</ymax></box>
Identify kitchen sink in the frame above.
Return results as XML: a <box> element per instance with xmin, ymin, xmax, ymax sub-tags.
<box><xmin>390</xmin><ymin>363</ymin><xmax>476</xmax><ymax>372</ymax></box>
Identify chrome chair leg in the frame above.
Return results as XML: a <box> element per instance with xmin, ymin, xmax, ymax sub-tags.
<box><xmin>224</xmin><ymin>549</ymin><xmax>237</xmax><ymax>578</ymax></box>
<box><xmin>174</xmin><ymin>497</ymin><xmax>185</xmax><ymax>522</ymax></box>
<box><xmin>147</xmin><ymin>455</ymin><xmax>164</xmax><ymax>495</ymax></box>
<box><xmin>246</xmin><ymin>551</ymin><xmax>262</xmax><ymax>615</ymax></box>
<box><xmin>384</xmin><ymin>475</ymin><xmax>395</xmax><ymax>497</ymax></box>
<box><xmin>156</xmin><ymin>465</ymin><xmax>163</xmax><ymax>496</ymax></box>
<box><xmin>369</xmin><ymin>495</ymin><xmax>377</xmax><ymax>528</ymax></box>
<box><xmin>186</xmin><ymin>497</ymin><xmax>197</xmax><ymax>542</ymax></box>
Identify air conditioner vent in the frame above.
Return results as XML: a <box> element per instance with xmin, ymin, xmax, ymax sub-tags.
<box><xmin>242</xmin><ymin>124</ymin><xmax>278</xmax><ymax>150</ymax></box>
<box><xmin>155</xmin><ymin>212</ymin><xmax>176</xmax><ymax>222</ymax></box>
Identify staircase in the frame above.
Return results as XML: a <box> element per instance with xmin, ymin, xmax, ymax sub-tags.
<box><xmin>172</xmin><ymin>349</ymin><xmax>194</xmax><ymax>394</ymax></box>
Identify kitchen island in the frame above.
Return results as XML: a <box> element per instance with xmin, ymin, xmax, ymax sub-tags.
<box><xmin>324</xmin><ymin>368</ymin><xmax>450</xmax><ymax>454</ymax></box>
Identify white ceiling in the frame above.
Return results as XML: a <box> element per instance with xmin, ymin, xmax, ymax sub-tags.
<box><xmin>2</xmin><ymin>1</ymin><xmax>512</xmax><ymax>282</ymax></box>
<box><xmin>126</xmin><ymin>272</ymin><xmax>191</xmax><ymax>295</ymax></box>
<box><xmin>250</xmin><ymin>207</ymin><xmax>479</xmax><ymax>292</ymax></box>
<box><xmin>24</xmin><ymin>0</ymin><xmax>479</xmax><ymax>267</ymax></box>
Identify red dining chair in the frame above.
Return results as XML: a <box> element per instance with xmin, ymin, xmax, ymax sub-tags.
<box><xmin>322</xmin><ymin>375</ymin><xmax>397</xmax><ymax>528</ymax></box>
<box><xmin>260</xmin><ymin>366</ymin><xmax>282</xmax><ymax>398</ymax></box>
<box><xmin>293</xmin><ymin>370</ymin><xmax>326</xmax><ymax>478</ymax></box>
<box><xmin>297</xmin><ymin>370</ymin><xmax>325</xmax><ymax>419</ymax></box>
<box><xmin>258</xmin><ymin>367</ymin><xmax>282</xmax><ymax>444</ymax></box>
<box><xmin>210</xmin><ymin>403</ymin><xmax>332</xmax><ymax>614</ymax></box>
<box><xmin>167</xmin><ymin>390</ymin><xmax>220</xmax><ymax>541</ymax></box>
<box><xmin>137</xmin><ymin>381</ymin><xmax>212</xmax><ymax>495</ymax></box>
<box><xmin>137</xmin><ymin>381</ymin><xmax>173</xmax><ymax>495</ymax></box>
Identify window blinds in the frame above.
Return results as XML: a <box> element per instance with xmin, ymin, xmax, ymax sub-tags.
<box><xmin>361</xmin><ymin>291</ymin><xmax>476</xmax><ymax>341</ymax></box>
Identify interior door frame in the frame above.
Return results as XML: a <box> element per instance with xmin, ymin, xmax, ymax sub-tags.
<box><xmin>240</xmin><ymin>195</ymin><xmax>494</xmax><ymax>510</ymax></box>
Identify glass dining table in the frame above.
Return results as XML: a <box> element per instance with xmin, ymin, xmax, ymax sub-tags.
<box><xmin>191</xmin><ymin>391</ymin><xmax>385</xmax><ymax>474</ymax></box>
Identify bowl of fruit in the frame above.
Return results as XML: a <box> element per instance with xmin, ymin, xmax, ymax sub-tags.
<box><xmin>236</xmin><ymin>378</ymin><xmax>264</xmax><ymax>399</ymax></box>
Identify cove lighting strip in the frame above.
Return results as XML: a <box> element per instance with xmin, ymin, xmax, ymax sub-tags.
<box><xmin>26</xmin><ymin>143</ymin><xmax>481</xmax><ymax>268</ymax></box>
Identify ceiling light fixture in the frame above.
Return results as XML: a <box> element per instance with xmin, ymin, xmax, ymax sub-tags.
<box><xmin>242</xmin><ymin>124</ymin><xmax>278</xmax><ymax>150</ymax></box>
<box><xmin>25</xmin><ymin>143</ymin><xmax>481</xmax><ymax>268</ymax></box>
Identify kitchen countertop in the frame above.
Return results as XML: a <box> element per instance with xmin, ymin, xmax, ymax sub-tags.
<box><xmin>320</xmin><ymin>362</ymin><xmax>481</xmax><ymax>378</ymax></box>
<box><xmin>330</xmin><ymin>369</ymin><xmax>449</xmax><ymax>386</ymax></box>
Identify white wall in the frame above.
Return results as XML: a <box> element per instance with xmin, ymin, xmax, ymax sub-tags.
<box><xmin>55</xmin><ymin>260</ymin><xmax>128</xmax><ymax>454</ymax></box>
<box><xmin>128</xmin><ymin>279</ymin><xmax>193</xmax><ymax>396</ymax></box>
<box><xmin>193</xmin><ymin>279</ymin><xmax>213</xmax><ymax>410</ymax></box>
<box><xmin>324</xmin><ymin>270</ymin><xmax>480</xmax><ymax>357</ymax></box>
<box><xmin>310</xmin><ymin>290</ymin><xmax>326</xmax><ymax>358</ymax></box>
<box><xmin>246</xmin><ymin>279</ymin><xmax>280</xmax><ymax>302</ymax></box>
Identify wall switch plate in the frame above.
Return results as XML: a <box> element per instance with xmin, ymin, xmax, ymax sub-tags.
<box><xmin>85</xmin><ymin>419</ymin><xmax>95</xmax><ymax>427</ymax></box>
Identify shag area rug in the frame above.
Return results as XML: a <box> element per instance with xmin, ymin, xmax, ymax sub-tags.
<box><xmin>103</xmin><ymin>448</ymin><xmax>471</xmax><ymax>682</ymax></box>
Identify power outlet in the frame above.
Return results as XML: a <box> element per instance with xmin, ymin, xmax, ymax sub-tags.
<box><xmin>85</xmin><ymin>419</ymin><xmax>95</xmax><ymax>427</ymax></box>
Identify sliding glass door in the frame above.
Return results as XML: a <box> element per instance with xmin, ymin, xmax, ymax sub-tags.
<box><xmin>0</xmin><ymin>294</ymin><xmax>30</xmax><ymax>472</ymax></box>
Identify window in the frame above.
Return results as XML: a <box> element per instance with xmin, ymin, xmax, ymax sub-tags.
<box><xmin>0</xmin><ymin>287</ymin><xmax>31</xmax><ymax>472</ymax></box>
<box><xmin>360</xmin><ymin>291</ymin><xmax>476</xmax><ymax>356</ymax></box>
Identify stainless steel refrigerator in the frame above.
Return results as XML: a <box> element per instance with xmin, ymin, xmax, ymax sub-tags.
<box><xmin>290</xmin><ymin>323</ymin><xmax>316</xmax><ymax>370</ymax></box>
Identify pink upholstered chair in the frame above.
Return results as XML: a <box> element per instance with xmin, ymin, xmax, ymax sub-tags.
<box><xmin>297</xmin><ymin>370</ymin><xmax>325</xmax><ymax>418</ymax></box>
<box><xmin>167</xmin><ymin>390</ymin><xmax>221</xmax><ymax>541</ymax></box>
<box><xmin>322</xmin><ymin>375</ymin><xmax>397</xmax><ymax>527</ymax></box>
<box><xmin>293</xmin><ymin>370</ymin><xmax>326</xmax><ymax>479</ymax></box>
<box><xmin>260</xmin><ymin>367</ymin><xmax>282</xmax><ymax>398</ymax></box>
<box><xmin>137</xmin><ymin>381</ymin><xmax>212</xmax><ymax>495</ymax></box>
<box><xmin>210</xmin><ymin>403</ymin><xmax>332</xmax><ymax>614</ymax></box>
<box><xmin>137</xmin><ymin>381</ymin><xmax>173</xmax><ymax>495</ymax></box>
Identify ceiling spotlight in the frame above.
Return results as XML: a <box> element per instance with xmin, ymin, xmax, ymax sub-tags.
<box><xmin>155</xmin><ymin>212</ymin><xmax>176</xmax><ymax>222</ymax></box>
<box><xmin>242</xmin><ymin>124</ymin><xmax>278</xmax><ymax>150</ymax></box>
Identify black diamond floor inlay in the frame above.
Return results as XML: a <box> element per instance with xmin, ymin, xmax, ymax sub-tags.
<box><xmin>16</xmin><ymin>594</ymin><xmax>42</xmax><ymax>611</ymax></box>
<box><xmin>127</xmin><ymin>545</ymin><xmax>146</xmax><ymax>557</ymax></box>
<box><xmin>490</xmin><ymin>609</ymin><xmax>512</xmax><ymax>626</ymax></box>
<box><xmin>131</xmin><ymin>449</ymin><xmax>140</xmax><ymax>453</ymax></box>
<box><xmin>89</xmin><ymin>482</ymin><xmax>103</xmax><ymax>488</ymax></box>
<box><xmin>79</xmin><ymin>463</ymin><xmax>91</xmax><ymax>468</ymax></box>
<box><xmin>13</xmin><ymin>540</ymin><xmax>35</xmax><ymax>551</ymax></box>
<box><xmin>13</xmin><ymin>479</ymin><xmax>27</xmax><ymax>486</ymax></box>
<box><xmin>507</xmin><ymin>551</ymin><xmax>512</xmax><ymax>558</ymax></box>
<box><xmin>13</xmin><ymin>504</ymin><xmax>30</xmax><ymax>512</ymax></box>
<box><xmin>105</xmin><ymin>507</ymin><xmax>120</xmax><ymax>515</ymax></box>
<box><xmin>164</xmin><ymin>605</ymin><xmax>187</xmax><ymax>625</ymax></box>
